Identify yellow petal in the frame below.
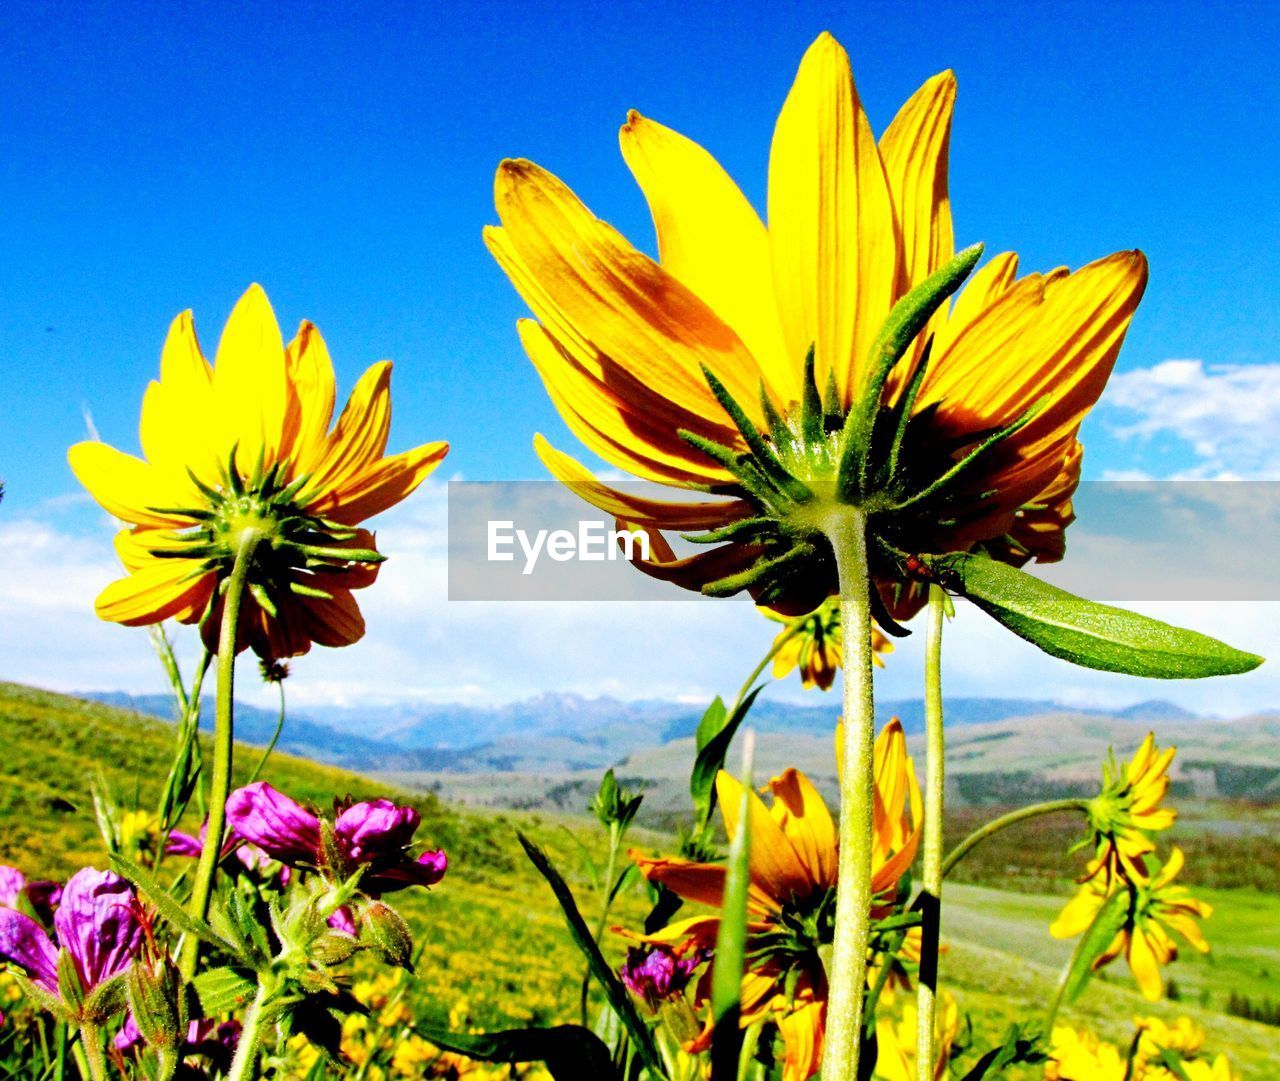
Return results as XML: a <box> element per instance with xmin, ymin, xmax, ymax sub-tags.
<box><xmin>68</xmin><ymin>442</ymin><xmax>198</xmax><ymax>528</ymax></box>
<box><xmin>765</xmin><ymin>768</ymin><xmax>837</xmax><ymax>889</ymax></box>
<box><xmin>285</xmin><ymin>321</ymin><xmax>337</xmax><ymax>470</ymax></box>
<box><xmin>776</xmin><ymin>998</ymin><xmax>825</xmax><ymax>1081</ymax></box>
<box><xmin>301</xmin><ymin>362</ymin><xmax>393</xmax><ymax>499</ymax></box>
<box><xmin>768</xmin><ymin>32</ymin><xmax>899</xmax><ymax>406</ymax></box>
<box><xmin>141</xmin><ymin>311</ymin><xmax>216</xmax><ymax>477</ymax></box>
<box><xmin>493</xmin><ymin>160</ymin><xmax>765</xmax><ymax>424</ymax></box>
<box><xmin>716</xmin><ymin>771</ymin><xmax>814</xmax><ymax>905</ymax></box>
<box><xmin>534</xmin><ymin>435</ymin><xmax>749</xmax><ymax>530</ymax></box>
<box><xmin>518</xmin><ymin>319</ymin><xmax>733</xmax><ymax>485</ymax></box>
<box><xmin>619</xmin><ymin>111</ymin><xmax>795</xmax><ymax>405</ymax></box>
<box><xmin>95</xmin><ymin>561</ymin><xmax>213</xmax><ymax>626</ymax></box>
<box><xmin>1127</xmin><ymin>926</ymin><xmax>1165</xmax><ymax>1001</ymax></box>
<box><xmin>210</xmin><ymin>284</ymin><xmax>289</xmax><ymax>467</ymax></box>
<box><xmin>1050</xmin><ymin>887</ymin><xmax>1105</xmax><ymax>939</ymax></box>
<box><xmin>309</xmin><ymin>441</ymin><xmax>448</xmax><ymax>526</ymax></box>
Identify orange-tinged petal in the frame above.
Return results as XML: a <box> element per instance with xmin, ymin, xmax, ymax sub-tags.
<box><xmin>68</xmin><ymin>442</ymin><xmax>199</xmax><ymax>528</ymax></box>
<box><xmin>309</xmin><ymin>441</ymin><xmax>449</xmax><ymax>525</ymax></box>
<box><xmin>296</xmin><ymin>585</ymin><xmax>365</xmax><ymax>649</ymax></box>
<box><xmin>766</xmin><ymin>768</ymin><xmax>837</xmax><ymax>889</ymax></box>
<box><xmin>619</xmin><ymin>111</ymin><xmax>795</xmax><ymax>406</ymax></box>
<box><xmin>301</xmin><ymin>361</ymin><xmax>393</xmax><ymax>499</ymax></box>
<box><xmin>518</xmin><ymin>320</ymin><xmax>733</xmax><ymax>485</ymax></box>
<box><xmin>95</xmin><ymin>560</ymin><xmax>213</xmax><ymax>626</ymax></box>
<box><xmin>929</xmin><ymin>251</ymin><xmax>1021</xmax><ymax>360</ymax></box>
<box><xmin>285</xmin><ymin>321</ymin><xmax>338</xmax><ymax>470</ymax></box>
<box><xmin>631</xmin><ymin>853</ymin><xmax>730</xmax><ymax>910</ymax></box>
<box><xmin>768</xmin><ymin>32</ymin><xmax>899</xmax><ymax>406</ymax></box>
<box><xmin>210</xmin><ymin>284</ymin><xmax>289</xmax><ymax>467</ymax></box>
<box><xmin>493</xmin><ymin>159</ymin><xmax>765</xmax><ymax>424</ymax></box>
<box><xmin>716</xmin><ymin>771</ymin><xmax>814</xmax><ymax>905</ymax></box>
<box><xmin>535</xmin><ymin>436</ymin><xmax>749</xmax><ymax>530</ymax></box>
<box><xmin>776</xmin><ymin>998</ymin><xmax>825</xmax><ymax>1081</ymax></box>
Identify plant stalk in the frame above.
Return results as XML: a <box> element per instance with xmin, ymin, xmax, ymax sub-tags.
<box><xmin>916</xmin><ymin>584</ymin><xmax>946</xmax><ymax>1081</ymax></box>
<box><xmin>78</xmin><ymin>1027</ymin><xmax>107</xmax><ymax>1081</ymax></box>
<box><xmin>227</xmin><ymin>979</ymin><xmax>272</xmax><ymax>1081</ymax></box>
<box><xmin>579</xmin><ymin>819</ymin><xmax>622</xmax><ymax>1025</ymax></box>
<box><xmin>941</xmin><ymin>799</ymin><xmax>1091</xmax><ymax>880</ymax></box>
<box><xmin>180</xmin><ymin>529</ymin><xmax>262</xmax><ymax>978</ymax></box>
<box><xmin>820</xmin><ymin>507</ymin><xmax>876</xmax><ymax>1081</ymax></box>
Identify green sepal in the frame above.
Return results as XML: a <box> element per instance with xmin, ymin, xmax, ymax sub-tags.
<box><xmin>359</xmin><ymin>901</ymin><xmax>414</xmax><ymax>970</ymax></box>
<box><xmin>690</xmin><ymin>687</ymin><xmax>763</xmax><ymax>838</ymax></box>
<box><xmin>682</xmin><ymin>516</ymin><xmax>778</xmax><ymax>545</ymax></box>
<box><xmin>109</xmin><ymin>852</ymin><xmax>235</xmax><ymax>954</ymax></box>
<box><xmin>410</xmin><ymin>1021</ymin><xmax>620</xmax><ymax>1081</ymax></box>
<box><xmin>800</xmin><ymin>344</ymin><xmax>823</xmax><ymax>446</ymax></box>
<box><xmin>516</xmin><ymin>834</ymin><xmax>667</xmax><ymax>1078</ymax></box>
<box><xmin>55</xmin><ymin>948</ymin><xmax>85</xmax><ymax>1018</ymax></box>
<box><xmin>6</xmin><ymin>969</ymin><xmax>68</xmax><ymax>1019</ymax></box>
<box><xmin>701</xmin><ymin>543</ymin><xmax>815</xmax><ymax>598</ymax></box>
<box><xmin>82</xmin><ymin>970</ymin><xmax>129</xmax><ymax>1025</ymax></box>
<box><xmin>679</xmin><ymin>429</ymin><xmax>783</xmax><ymax>505</ymax></box>
<box><xmin>1060</xmin><ymin>888</ymin><xmax>1130</xmax><ymax>1004</ymax></box>
<box><xmin>837</xmin><ymin>243</ymin><xmax>984</xmax><ymax>500</ymax></box>
<box><xmin>928</xmin><ymin>552</ymin><xmax>1265</xmax><ymax>678</ymax></box>
<box><xmin>126</xmin><ymin>960</ymin><xmax>183</xmax><ymax>1048</ymax></box>
<box><xmin>958</xmin><ymin>1022</ymin><xmax>1048</xmax><ymax>1080</ymax></box>
<box><xmin>191</xmin><ymin>965</ymin><xmax>256</xmax><ymax>1016</ymax></box>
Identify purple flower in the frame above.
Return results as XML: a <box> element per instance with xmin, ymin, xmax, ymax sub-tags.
<box><xmin>327</xmin><ymin>905</ymin><xmax>358</xmax><ymax>936</ymax></box>
<box><xmin>620</xmin><ymin>944</ymin><xmax>707</xmax><ymax>1010</ymax></box>
<box><xmin>225</xmin><ymin>782</ymin><xmax>447</xmax><ymax>895</ymax></box>
<box><xmin>115</xmin><ymin>1014</ymin><xmax>240</xmax><ymax>1067</ymax></box>
<box><xmin>166</xmin><ymin>822</ymin><xmax>291</xmax><ymax>885</ymax></box>
<box><xmin>0</xmin><ymin>866</ymin><xmax>61</xmax><ymax>924</ymax></box>
<box><xmin>0</xmin><ymin>869</ymin><xmax>141</xmax><ymax>1015</ymax></box>
<box><xmin>0</xmin><ymin>866</ymin><xmax>26</xmax><ymax>907</ymax></box>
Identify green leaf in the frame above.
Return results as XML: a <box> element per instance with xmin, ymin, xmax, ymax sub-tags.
<box><xmin>516</xmin><ymin>833</ymin><xmax>666</xmax><ymax>1078</ymax></box>
<box><xmin>931</xmin><ymin>552</ymin><xmax>1264</xmax><ymax>678</ymax></box>
<box><xmin>412</xmin><ymin>1021</ymin><xmax>619</xmax><ymax>1081</ymax></box>
<box><xmin>690</xmin><ymin>687</ymin><xmax>763</xmax><ymax>836</ymax></box>
<box><xmin>109</xmin><ymin>852</ymin><xmax>234</xmax><ymax>953</ymax></box>
<box><xmin>710</xmin><ymin>734</ymin><xmax>755</xmax><ymax>1081</ymax></box>
<box><xmin>191</xmin><ymin>966</ymin><xmax>256</xmax><ymax>1015</ymax></box>
<box><xmin>959</xmin><ymin>1022</ymin><xmax>1047</xmax><ymax>1080</ymax></box>
<box><xmin>1061</xmin><ymin>889</ymin><xmax>1130</xmax><ymax>1005</ymax></box>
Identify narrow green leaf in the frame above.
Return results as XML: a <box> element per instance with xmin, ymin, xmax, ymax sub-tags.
<box><xmin>690</xmin><ymin>688</ymin><xmax>763</xmax><ymax>835</ymax></box>
<box><xmin>1061</xmin><ymin>889</ymin><xmax>1130</xmax><ymax>1004</ymax></box>
<box><xmin>109</xmin><ymin>852</ymin><xmax>233</xmax><ymax>953</ymax></box>
<box><xmin>931</xmin><ymin>552</ymin><xmax>1264</xmax><ymax>679</ymax></box>
<box><xmin>412</xmin><ymin>1021</ymin><xmax>619</xmax><ymax>1081</ymax></box>
<box><xmin>516</xmin><ymin>834</ymin><xmax>666</xmax><ymax>1078</ymax></box>
<box><xmin>710</xmin><ymin>731</ymin><xmax>755</xmax><ymax>1081</ymax></box>
<box><xmin>191</xmin><ymin>966</ymin><xmax>256</xmax><ymax>1015</ymax></box>
<box><xmin>837</xmin><ymin>244</ymin><xmax>983</xmax><ymax>498</ymax></box>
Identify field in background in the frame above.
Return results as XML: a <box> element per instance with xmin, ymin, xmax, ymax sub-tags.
<box><xmin>1</xmin><ymin>683</ymin><xmax>1277</xmax><ymax>1076</ymax></box>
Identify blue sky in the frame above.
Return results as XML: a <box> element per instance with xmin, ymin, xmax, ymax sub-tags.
<box><xmin>1</xmin><ymin>1</ymin><xmax>1277</xmax><ymax>711</ymax></box>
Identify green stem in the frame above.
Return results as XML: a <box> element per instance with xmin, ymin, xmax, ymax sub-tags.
<box><xmin>916</xmin><ymin>585</ymin><xmax>946</xmax><ymax>1081</ymax></box>
<box><xmin>227</xmin><ymin>979</ymin><xmax>272</xmax><ymax>1081</ymax></box>
<box><xmin>180</xmin><ymin>529</ymin><xmax>262</xmax><ymax>979</ymax></box>
<box><xmin>731</xmin><ymin>617</ymin><xmax>805</xmax><ymax>714</ymax></box>
<box><xmin>820</xmin><ymin>507</ymin><xmax>875</xmax><ymax>1081</ymax></box>
<box><xmin>579</xmin><ymin>820</ymin><xmax>621</xmax><ymax>1025</ymax></box>
<box><xmin>940</xmin><ymin>799</ymin><xmax>1091</xmax><ymax>880</ymax></box>
<box><xmin>78</xmin><ymin>1027</ymin><xmax>107</xmax><ymax>1081</ymax></box>
<box><xmin>247</xmin><ymin>678</ymin><xmax>287</xmax><ymax>784</ymax></box>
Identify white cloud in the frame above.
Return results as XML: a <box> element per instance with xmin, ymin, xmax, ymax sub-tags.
<box><xmin>1104</xmin><ymin>359</ymin><xmax>1280</xmax><ymax>478</ymax></box>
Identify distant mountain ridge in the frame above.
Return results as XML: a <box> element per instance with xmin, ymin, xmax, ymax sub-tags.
<box><xmin>81</xmin><ymin>689</ymin><xmax>1200</xmax><ymax>776</ymax></box>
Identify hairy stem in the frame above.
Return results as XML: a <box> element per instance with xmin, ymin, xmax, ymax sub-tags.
<box><xmin>916</xmin><ymin>585</ymin><xmax>946</xmax><ymax>1081</ymax></box>
<box><xmin>78</xmin><ymin>1027</ymin><xmax>107</xmax><ymax>1081</ymax></box>
<box><xmin>820</xmin><ymin>507</ymin><xmax>875</xmax><ymax>1081</ymax></box>
<box><xmin>227</xmin><ymin>979</ymin><xmax>272</xmax><ymax>1081</ymax></box>
<box><xmin>180</xmin><ymin>529</ymin><xmax>262</xmax><ymax>979</ymax></box>
<box><xmin>941</xmin><ymin>799</ymin><xmax>1091</xmax><ymax>880</ymax></box>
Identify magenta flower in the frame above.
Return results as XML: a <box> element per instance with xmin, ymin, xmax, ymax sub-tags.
<box><xmin>225</xmin><ymin>782</ymin><xmax>447</xmax><ymax>895</ymax></box>
<box><xmin>0</xmin><ymin>866</ymin><xmax>25</xmax><ymax>907</ymax></box>
<box><xmin>166</xmin><ymin>822</ymin><xmax>291</xmax><ymax>884</ymax></box>
<box><xmin>0</xmin><ymin>868</ymin><xmax>141</xmax><ymax>1018</ymax></box>
<box><xmin>115</xmin><ymin>1013</ymin><xmax>240</xmax><ymax>1067</ymax></box>
<box><xmin>619</xmin><ymin>944</ymin><xmax>707</xmax><ymax>1010</ymax></box>
<box><xmin>0</xmin><ymin>865</ymin><xmax>62</xmax><ymax>924</ymax></box>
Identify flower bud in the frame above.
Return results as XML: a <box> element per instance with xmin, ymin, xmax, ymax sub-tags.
<box><xmin>125</xmin><ymin>957</ymin><xmax>183</xmax><ymax>1050</ymax></box>
<box><xmin>359</xmin><ymin>902</ymin><xmax>414</xmax><ymax>970</ymax></box>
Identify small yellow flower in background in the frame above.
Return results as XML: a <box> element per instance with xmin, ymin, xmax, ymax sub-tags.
<box><xmin>69</xmin><ymin>284</ymin><xmax>448</xmax><ymax>661</ymax></box>
<box><xmin>486</xmin><ymin>31</ymin><xmax>1146</xmax><ymax>618</ymax></box>
<box><xmin>765</xmin><ymin>598</ymin><xmax>893</xmax><ymax>690</ymax></box>
<box><xmin>872</xmin><ymin>990</ymin><xmax>959</xmax><ymax>1080</ymax></box>
<box><xmin>116</xmin><ymin>808</ymin><xmax>158</xmax><ymax>852</ymax></box>
<box><xmin>1134</xmin><ymin>1013</ymin><xmax>1204</xmax><ymax>1060</ymax></box>
<box><xmin>1179</xmin><ymin>1054</ymin><xmax>1241</xmax><ymax>1081</ymax></box>
<box><xmin>1083</xmin><ymin>733</ymin><xmax>1177</xmax><ymax>882</ymax></box>
<box><xmin>1050</xmin><ymin>847</ymin><xmax>1211</xmax><ymax>1001</ymax></box>
<box><xmin>1044</xmin><ymin>1025</ymin><xmax>1128</xmax><ymax>1081</ymax></box>
<box><xmin>629</xmin><ymin>720</ymin><xmax>920</xmax><ymax>1079</ymax></box>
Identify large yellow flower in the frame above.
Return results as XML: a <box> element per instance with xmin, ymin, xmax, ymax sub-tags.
<box><xmin>69</xmin><ymin>285</ymin><xmax>448</xmax><ymax>661</ymax></box>
<box><xmin>628</xmin><ymin>720</ymin><xmax>920</xmax><ymax>1080</ymax></box>
<box><xmin>486</xmin><ymin>32</ymin><xmax>1147</xmax><ymax>618</ymax></box>
<box><xmin>1050</xmin><ymin>847</ymin><xmax>1211</xmax><ymax>1001</ymax></box>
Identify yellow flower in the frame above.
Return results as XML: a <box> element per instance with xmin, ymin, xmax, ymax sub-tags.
<box><xmin>630</xmin><ymin>719</ymin><xmax>920</xmax><ymax>1080</ymax></box>
<box><xmin>117</xmin><ymin>808</ymin><xmax>158</xmax><ymax>851</ymax></box>
<box><xmin>1133</xmin><ymin>1014</ymin><xmax>1204</xmax><ymax>1060</ymax></box>
<box><xmin>1050</xmin><ymin>847</ymin><xmax>1211</xmax><ymax>1001</ymax></box>
<box><xmin>765</xmin><ymin>598</ymin><xmax>893</xmax><ymax>690</ymax></box>
<box><xmin>69</xmin><ymin>285</ymin><xmax>448</xmax><ymax>661</ymax></box>
<box><xmin>872</xmin><ymin>991</ymin><xmax>959</xmax><ymax>1081</ymax></box>
<box><xmin>1044</xmin><ymin>1025</ymin><xmax>1129</xmax><ymax>1081</ymax></box>
<box><xmin>1084</xmin><ymin>734</ymin><xmax>1177</xmax><ymax>882</ymax></box>
<box><xmin>486</xmin><ymin>32</ymin><xmax>1146</xmax><ymax>619</ymax></box>
<box><xmin>1180</xmin><ymin>1054</ymin><xmax>1240</xmax><ymax>1081</ymax></box>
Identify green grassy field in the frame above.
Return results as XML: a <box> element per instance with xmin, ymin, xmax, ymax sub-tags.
<box><xmin>1</xmin><ymin>681</ymin><xmax>1277</xmax><ymax>1077</ymax></box>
